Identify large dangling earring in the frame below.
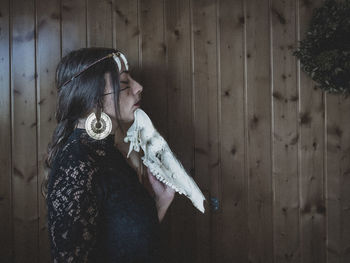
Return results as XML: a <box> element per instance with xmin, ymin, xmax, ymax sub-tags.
<box><xmin>84</xmin><ymin>107</ymin><xmax>112</xmax><ymax>140</ymax></box>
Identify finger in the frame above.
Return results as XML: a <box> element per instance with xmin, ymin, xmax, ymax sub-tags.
<box><xmin>147</xmin><ymin>169</ymin><xmax>160</xmax><ymax>184</ymax></box>
<box><xmin>146</xmin><ymin>168</ymin><xmax>153</xmax><ymax>178</ymax></box>
<box><xmin>147</xmin><ymin>172</ymin><xmax>161</xmax><ymax>186</ymax></box>
<box><xmin>149</xmin><ymin>176</ymin><xmax>156</xmax><ymax>185</ymax></box>
<box><xmin>147</xmin><ymin>171</ymin><xmax>155</xmax><ymax>181</ymax></box>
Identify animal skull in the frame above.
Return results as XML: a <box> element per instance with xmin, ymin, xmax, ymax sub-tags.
<box><xmin>123</xmin><ymin>109</ymin><xmax>206</xmax><ymax>213</ymax></box>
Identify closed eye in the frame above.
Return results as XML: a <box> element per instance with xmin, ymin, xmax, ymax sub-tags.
<box><xmin>120</xmin><ymin>86</ymin><xmax>130</xmax><ymax>91</ymax></box>
<box><xmin>120</xmin><ymin>80</ymin><xmax>130</xmax><ymax>91</ymax></box>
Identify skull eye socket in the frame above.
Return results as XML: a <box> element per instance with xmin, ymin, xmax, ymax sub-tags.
<box><xmin>155</xmin><ymin>152</ymin><xmax>162</xmax><ymax>161</ymax></box>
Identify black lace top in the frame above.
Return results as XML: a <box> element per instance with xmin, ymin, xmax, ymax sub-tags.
<box><xmin>47</xmin><ymin>128</ymin><xmax>161</xmax><ymax>262</ymax></box>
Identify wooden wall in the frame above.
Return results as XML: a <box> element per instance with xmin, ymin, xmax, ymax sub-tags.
<box><xmin>1</xmin><ymin>0</ymin><xmax>350</xmax><ymax>262</ymax></box>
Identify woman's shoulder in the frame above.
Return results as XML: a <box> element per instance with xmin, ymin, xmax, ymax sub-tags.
<box><xmin>47</xmin><ymin>134</ymin><xmax>101</xmax><ymax>205</ymax></box>
<box><xmin>56</xmin><ymin>128</ymin><xmax>114</xmax><ymax>164</ymax></box>
<box><xmin>59</xmin><ymin>131</ymin><xmax>91</xmax><ymax>161</ymax></box>
<box><xmin>49</xmin><ymin>130</ymin><xmax>101</xmax><ymax>184</ymax></box>
<box><xmin>50</xmin><ymin>128</ymin><xmax>122</xmax><ymax>184</ymax></box>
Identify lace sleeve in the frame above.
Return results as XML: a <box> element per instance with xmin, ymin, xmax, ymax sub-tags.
<box><xmin>47</xmin><ymin>156</ymin><xmax>100</xmax><ymax>263</ymax></box>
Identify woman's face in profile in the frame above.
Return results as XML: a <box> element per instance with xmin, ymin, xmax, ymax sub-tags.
<box><xmin>103</xmin><ymin>69</ymin><xmax>143</xmax><ymax>124</ymax></box>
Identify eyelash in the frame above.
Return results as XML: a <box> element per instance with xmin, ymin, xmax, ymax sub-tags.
<box><xmin>120</xmin><ymin>75</ymin><xmax>131</xmax><ymax>91</ymax></box>
<box><xmin>120</xmin><ymin>86</ymin><xmax>130</xmax><ymax>91</ymax></box>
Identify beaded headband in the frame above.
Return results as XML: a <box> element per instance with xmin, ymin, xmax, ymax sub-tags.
<box><xmin>59</xmin><ymin>51</ymin><xmax>129</xmax><ymax>89</ymax></box>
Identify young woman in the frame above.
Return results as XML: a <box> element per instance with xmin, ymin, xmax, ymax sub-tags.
<box><xmin>43</xmin><ymin>47</ymin><xmax>175</xmax><ymax>262</ymax></box>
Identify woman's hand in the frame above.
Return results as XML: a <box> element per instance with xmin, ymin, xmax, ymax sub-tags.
<box><xmin>146</xmin><ymin>167</ymin><xmax>175</xmax><ymax>222</ymax></box>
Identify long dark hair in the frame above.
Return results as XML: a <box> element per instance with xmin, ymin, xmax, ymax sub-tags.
<box><xmin>42</xmin><ymin>47</ymin><xmax>126</xmax><ymax>199</ymax></box>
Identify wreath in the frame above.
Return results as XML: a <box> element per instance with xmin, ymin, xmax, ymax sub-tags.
<box><xmin>293</xmin><ymin>0</ymin><xmax>350</xmax><ymax>95</ymax></box>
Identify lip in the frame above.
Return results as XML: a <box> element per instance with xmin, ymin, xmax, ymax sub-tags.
<box><xmin>134</xmin><ymin>100</ymin><xmax>141</xmax><ymax>106</ymax></box>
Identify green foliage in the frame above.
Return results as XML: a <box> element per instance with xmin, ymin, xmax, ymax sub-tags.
<box><xmin>293</xmin><ymin>0</ymin><xmax>350</xmax><ymax>95</ymax></box>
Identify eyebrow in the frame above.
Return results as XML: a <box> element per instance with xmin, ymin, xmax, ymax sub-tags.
<box><xmin>120</xmin><ymin>80</ymin><xmax>129</xmax><ymax>84</ymax></box>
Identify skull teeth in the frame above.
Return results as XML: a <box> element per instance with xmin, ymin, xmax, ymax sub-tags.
<box><xmin>151</xmin><ymin>173</ymin><xmax>184</xmax><ymax>194</ymax></box>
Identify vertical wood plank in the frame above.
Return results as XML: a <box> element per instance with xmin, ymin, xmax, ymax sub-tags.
<box><xmin>113</xmin><ymin>0</ymin><xmax>139</xmax><ymax>76</ymax></box>
<box><xmin>218</xmin><ymin>0</ymin><xmax>247</xmax><ymax>262</ymax></box>
<box><xmin>36</xmin><ymin>0</ymin><xmax>61</xmax><ymax>262</ymax></box>
<box><xmin>139</xmin><ymin>1</ymin><xmax>169</xmax><ymax>261</ymax></box>
<box><xmin>245</xmin><ymin>0</ymin><xmax>273</xmax><ymax>262</ymax></box>
<box><xmin>191</xmin><ymin>0</ymin><xmax>218</xmax><ymax>262</ymax></box>
<box><xmin>326</xmin><ymin>94</ymin><xmax>350</xmax><ymax>263</ymax></box>
<box><xmin>0</xmin><ymin>0</ymin><xmax>12</xmax><ymax>261</ymax></box>
<box><xmin>271</xmin><ymin>0</ymin><xmax>300</xmax><ymax>262</ymax></box>
<box><xmin>165</xmin><ymin>1</ymin><xmax>197</xmax><ymax>263</ymax></box>
<box><xmin>61</xmin><ymin>0</ymin><xmax>87</xmax><ymax>56</ymax></box>
<box><xmin>87</xmin><ymin>0</ymin><xmax>113</xmax><ymax>47</ymax></box>
<box><xmin>11</xmin><ymin>0</ymin><xmax>38</xmax><ymax>261</ymax></box>
<box><xmin>298</xmin><ymin>0</ymin><xmax>326</xmax><ymax>262</ymax></box>
<box><xmin>139</xmin><ymin>0</ymin><xmax>167</xmax><ymax>136</ymax></box>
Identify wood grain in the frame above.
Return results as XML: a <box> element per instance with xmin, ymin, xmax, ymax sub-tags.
<box><xmin>61</xmin><ymin>0</ymin><xmax>87</xmax><ymax>56</ymax></box>
<box><xmin>87</xmin><ymin>0</ymin><xmax>113</xmax><ymax>47</ymax></box>
<box><xmin>36</xmin><ymin>0</ymin><xmax>61</xmax><ymax>261</ymax></box>
<box><xmin>113</xmin><ymin>0</ymin><xmax>140</xmax><ymax>74</ymax></box>
<box><xmin>245</xmin><ymin>0</ymin><xmax>273</xmax><ymax>262</ymax></box>
<box><xmin>218</xmin><ymin>0</ymin><xmax>247</xmax><ymax>262</ymax></box>
<box><xmin>298</xmin><ymin>0</ymin><xmax>326</xmax><ymax>262</ymax></box>
<box><xmin>326</xmin><ymin>94</ymin><xmax>350</xmax><ymax>263</ymax></box>
<box><xmin>191</xmin><ymin>0</ymin><xmax>220</xmax><ymax>262</ymax></box>
<box><xmin>11</xmin><ymin>0</ymin><xmax>38</xmax><ymax>261</ymax></box>
<box><xmin>271</xmin><ymin>0</ymin><xmax>299</xmax><ymax>262</ymax></box>
<box><xmin>0</xmin><ymin>0</ymin><xmax>12</xmax><ymax>261</ymax></box>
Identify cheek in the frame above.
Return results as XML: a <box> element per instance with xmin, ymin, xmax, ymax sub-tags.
<box><xmin>120</xmin><ymin>93</ymin><xmax>133</xmax><ymax>108</ymax></box>
<box><xmin>103</xmin><ymin>97</ymin><xmax>115</xmax><ymax>115</ymax></box>
<box><xmin>118</xmin><ymin>94</ymin><xmax>130</xmax><ymax>116</ymax></box>
<box><xmin>118</xmin><ymin>93</ymin><xmax>135</xmax><ymax>121</ymax></box>
<box><xmin>118</xmin><ymin>94</ymin><xmax>126</xmax><ymax>111</ymax></box>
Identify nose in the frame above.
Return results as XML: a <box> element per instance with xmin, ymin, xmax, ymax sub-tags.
<box><xmin>132</xmin><ymin>79</ymin><xmax>143</xmax><ymax>94</ymax></box>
